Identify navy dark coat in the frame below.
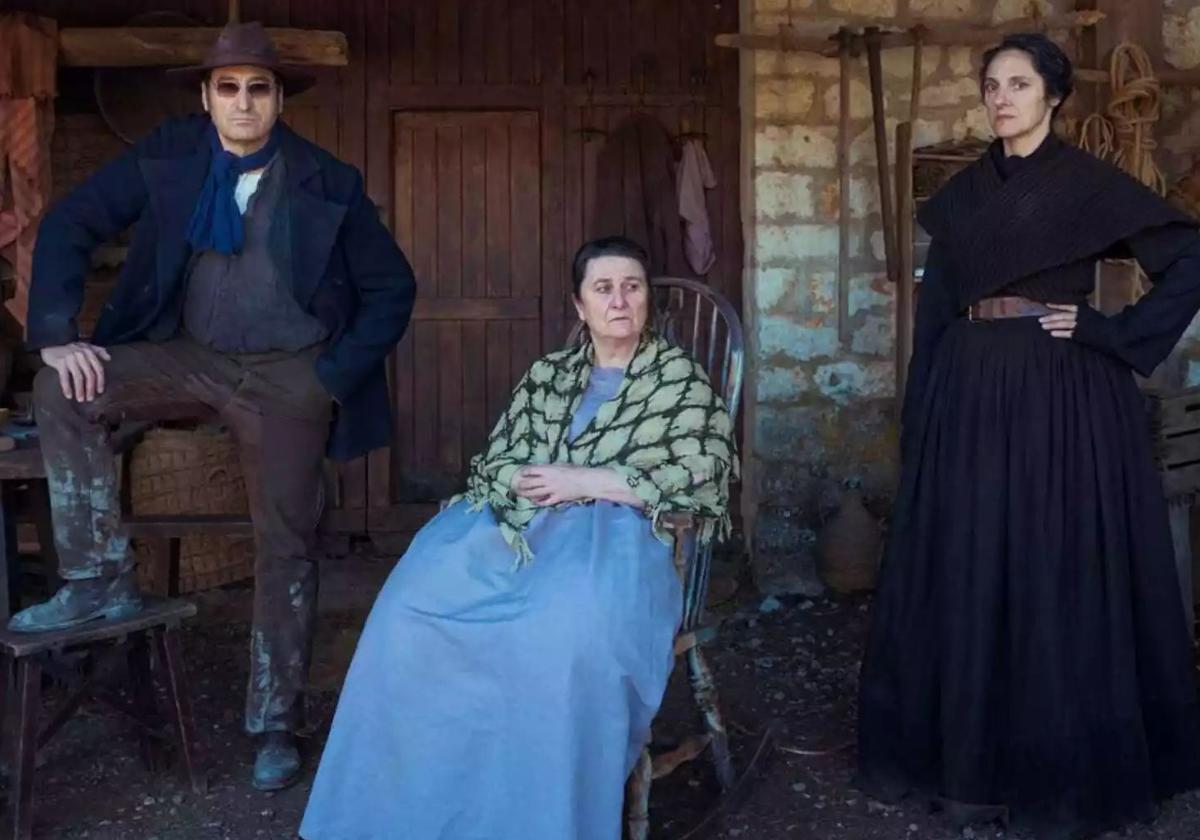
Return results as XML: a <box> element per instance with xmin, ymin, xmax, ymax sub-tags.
<box><xmin>26</xmin><ymin>114</ymin><xmax>416</xmax><ymax>460</ymax></box>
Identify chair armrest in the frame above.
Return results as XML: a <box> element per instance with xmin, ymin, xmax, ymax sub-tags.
<box><xmin>660</xmin><ymin>511</ymin><xmax>697</xmax><ymax>533</ymax></box>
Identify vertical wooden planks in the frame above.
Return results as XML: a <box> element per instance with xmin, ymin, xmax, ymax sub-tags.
<box><xmin>485</xmin><ymin>121</ymin><xmax>512</xmax><ymax>298</ymax></box>
<box><xmin>485</xmin><ymin>0</ymin><xmax>511</xmax><ymax>85</ymax></box>
<box><xmin>580</xmin><ymin>107</ymin><xmax>603</xmax><ymax>240</ymax></box>
<box><xmin>630</xmin><ymin>0</ymin><xmax>655</xmax><ymax>90</ymax></box>
<box><xmin>509</xmin><ymin>0</ymin><xmax>535</xmax><ymax>85</ymax></box>
<box><xmin>461</xmin><ymin>322</ymin><xmax>489</xmax><ymax>459</ymax></box>
<box><xmin>389</xmin><ymin>0</ymin><xmax>414</xmax><ymax>87</ymax></box>
<box><xmin>581</xmin><ymin>0</ymin><xmax>607</xmax><ymax>85</ymax></box>
<box><xmin>387</xmin><ymin>333</ymin><xmax>416</xmax><ymax>503</ymax></box>
<box><xmin>412</xmin><ymin>0</ymin><xmax>437</xmax><ymax>85</ymax></box>
<box><xmin>564</xmin><ymin>107</ymin><xmax>585</xmax><ymax>282</ymax></box>
<box><xmin>486</xmin><ymin>321</ymin><xmax>513</xmax><ymax>433</ymax></box>
<box><xmin>363</xmin><ymin>0</ymin><xmax>390</xmax><ymax>211</ymax></box>
<box><xmin>461</xmin><ymin>122</ymin><xmax>487</xmax><ymax>298</ymax></box>
<box><xmin>606</xmin><ymin>0</ymin><xmax>632</xmax><ymax>88</ymax></box>
<box><xmin>437</xmin><ymin>323</ymin><xmax>464</xmax><ymax>476</ymax></box>
<box><xmin>411</xmin><ymin>320</ymin><xmax>440</xmax><ymax>475</ymax></box>
<box><xmin>539</xmin><ymin>0</ymin><xmax>565</xmax><ymax>89</ymax></box>
<box><xmin>459</xmin><ymin>0</ymin><xmax>486</xmax><ymax>85</ymax></box>
<box><xmin>542</xmin><ymin>100</ymin><xmax>566</xmax><ymax>349</ymax></box>
<box><xmin>384</xmin><ymin>120</ymin><xmax>418</xmax><ymax>508</ymax></box>
<box><xmin>436</xmin><ymin>125</ymin><xmax>464</xmax><ymax>300</ymax></box>
<box><xmin>436</xmin><ymin>0</ymin><xmax>460</xmax><ymax>85</ymax></box>
<box><xmin>563</xmin><ymin>0</ymin><xmax>584</xmax><ymax>86</ymax></box>
<box><xmin>411</xmin><ymin>125</ymin><xmax>439</xmax><ymax>296</ymax></box>
<box><xmin>653</xmin><ymin>0</ymin><xmax>681</xmax><ymax>89</ymax></box>
<box><xmin>510</xmin><ymin>115</ymin><xmax>541</xmax><ymax>304</ymax></box>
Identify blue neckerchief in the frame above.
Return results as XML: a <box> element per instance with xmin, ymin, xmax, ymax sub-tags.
<box><xmin>185</xmin><ymin>123</ymin><xmax>281</xmax><ymax>255</ymax></box>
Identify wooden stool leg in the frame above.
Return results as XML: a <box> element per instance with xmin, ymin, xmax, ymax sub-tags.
<box><xmin>687</xmin><ymin>646</ymin><xmax>735</xmax><ymax>792</ymax></box>
<box><xmin>155</xmin><ymin>627</ymin><xmax>204</xmax><ymax>792</ymax></box>
<box><xmin>127</xmin><ymin>632</ymin><xmax>166</xmax><ymax>772</ymax></box>
<box><xmin>9</xmin><ymin>658</ymin><xmax>41</xmax><ymax>840</ymax></box>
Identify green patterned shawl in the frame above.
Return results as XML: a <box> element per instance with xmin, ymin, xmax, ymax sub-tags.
<box><xmin>452</xmin><ymin>334</ymin><xmax>739</xmax><ymax>565</ymax></box>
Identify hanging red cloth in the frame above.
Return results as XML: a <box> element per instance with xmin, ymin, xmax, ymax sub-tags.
<box><xmin>0</xmin><ymin>13</ymin><xmax>58</xmax><ymax>326</ymax></box>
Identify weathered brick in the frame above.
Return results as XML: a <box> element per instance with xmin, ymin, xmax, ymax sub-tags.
<box><xmin>756</xmin><ymin>125</ymin><xmax>839</xmax><ymax>169</ymax></box>
<box><xmin>824</xmin><ymin>78</ymin><xmax>876</xmax><ymax>121</ymax></box>
<box><xmin>910</xmin><ymin>0</ymin><xmax>975</xmax><ymax>17</ymax></box>
<box><xmin>992</xmin><ymin>0</ymin><xmax>1052</xmax><ymax>23</ymax></box>
<box><xmin>882</xmin><ymin>46</ymin><xmax>944</xmax><ymax>80</ymax></box>
<box><xmin>813</xmin><ymin>360</ymin><xmax>893</xmax><ymax>404</ymax></box>
<box><xmin>921</xmin><ymin>77</ymin><xmax>982</xmax><ymax>108</ymax></box>
<box><xmin>755</xmin><ymin>267</ymin><xmax>795</xmax><ymax>310</ymax></box>
<box><xmin>851</xmin><ymin>314</ymin><xmax>894</xmax><ymax>357</ymax></box>
<box><xmin>947</xmin><ymin>46</ymin><xmax>976</xmax><ymax>76</ymax></box>
<box><xmin>953</xmin><ymin>105</ymin><xmax>992</xmax><ymax>140</ymax></box>
<box><xmin>758</xmin><ymin>316</ymin><xmax>839</xmax><ymax>362</ymax></box>
<box><xmin>1166</xmin><ymin>9</ymin><xmax>1200</xmax><ymax>69</ymax></box>
<box><xmin>756</xmin><ymin>171</ymin><xmax>816</xmax><ymax>219</ymax></box>
<box><xmin>829</xmin><ymin>0</ymin><xmax>897</xmax><ymax>16</ymax></box>
<box><xmin>849</xmin><ymin>273</ymin><xmax>890</xmax><ymax>316</ymax></box>
<box><xmin>756</xmin><ymin>366</ymin><xmax>813</xmax><ymax>403</ymax></box>
<box><xmin>756</xmin><ymin>49</ymin><xmax>840</xmax><ymax>79</ymax></box>
<box><xmin>756</xmin><ymin>78</ymin><xmax>817</xmax><ymax>120</ymax></box>
<box><xmin>755</xmin><ymin>223</ymin><xmax>839</xmax><ymax>264</ymax></box>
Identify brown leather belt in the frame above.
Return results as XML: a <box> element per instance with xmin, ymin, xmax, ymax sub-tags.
<box><xmin>967</xmin><ymin>296</ymin><xmax>1054</xmax><ymax>321</ymax></box>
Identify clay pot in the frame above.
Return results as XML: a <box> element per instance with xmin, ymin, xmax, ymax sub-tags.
<box><xmin>818</xmin><ymin>485</ymin><xmax>882</xmax><ymax>594</ymax></box>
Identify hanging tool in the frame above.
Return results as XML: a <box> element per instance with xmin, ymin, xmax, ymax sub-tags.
<box><xmin>894</xmin><ymin>27</ymin><xmax>924</xmax><ymax>403</ymax></box>
<box><xmin>865</xmin><ymin>27</ymin><xmax>898</xmax><ymax>288</ymax></box>
<box><xmin>836</xmin><ymin>28</ymin><xmax>854</xmax><ymax>344</ymax></box>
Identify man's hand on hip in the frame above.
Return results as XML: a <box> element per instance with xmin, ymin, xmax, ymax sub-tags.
<box><xmin>40</xmin><ymin>342</ymin><xmax>112</xmax><ymax>402</ymax></box>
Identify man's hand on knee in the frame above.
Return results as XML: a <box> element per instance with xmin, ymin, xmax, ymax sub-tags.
<box><xmin>40</xmin><ymin>342</ymin><xmax>112</xmax><ymax>402</ymax></box>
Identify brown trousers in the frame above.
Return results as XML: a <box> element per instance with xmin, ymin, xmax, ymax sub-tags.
<box><xmin>33</xmin><ymin>336</ymin><xmax>331</xmax><ymax>734</ymax></box>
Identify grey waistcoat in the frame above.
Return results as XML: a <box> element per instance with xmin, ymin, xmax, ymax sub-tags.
<box><xmin>183</xmin><ymin>155</ymin><xmax>329</xmax><ymax>354</ymax></box>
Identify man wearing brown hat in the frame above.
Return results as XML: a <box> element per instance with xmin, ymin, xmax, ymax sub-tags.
<box><xmin>13</xmin><ymin>22</ymin><xmax>416</xmax><ymax>791</ymax></box>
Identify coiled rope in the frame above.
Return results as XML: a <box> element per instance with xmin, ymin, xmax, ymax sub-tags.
<box><xmin>1077</xmin><ymin>42</ymin><xmax>1165</xmax><ymax>195</ymax></box>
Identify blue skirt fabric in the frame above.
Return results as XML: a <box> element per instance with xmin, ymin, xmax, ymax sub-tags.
<box><xmin>300</xmin><ymin>498</ymin><xmax>682</xmax><ymax>840</ymax></box>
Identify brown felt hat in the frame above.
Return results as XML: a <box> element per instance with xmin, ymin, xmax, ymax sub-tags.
<box><xmin>166</xmin><ymin>21</ymin><xmax>315</xmax><ymax>96</ymax></box>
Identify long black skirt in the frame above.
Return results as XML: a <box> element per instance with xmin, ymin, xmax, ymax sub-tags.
<box><xmin>857</xmin><ymin>316</ymin><xmax>1200</xmax><ymax>839</ymax></box>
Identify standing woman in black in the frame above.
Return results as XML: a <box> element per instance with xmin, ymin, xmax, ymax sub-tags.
<box><xmin>857</xmin><ymin>33</ymin><xmax>1200</xmax><ymax>839</ymax></box>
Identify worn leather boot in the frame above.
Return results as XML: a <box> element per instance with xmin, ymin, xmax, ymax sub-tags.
<box><xmin>7</xmin><ymin>571</ymin><xmax>143</xmax><ymax>633</ymax></box>
<box><xmin>253</xmin><ymin>731</ymin><xmax>302</xmax><ymax>791</ymax></box>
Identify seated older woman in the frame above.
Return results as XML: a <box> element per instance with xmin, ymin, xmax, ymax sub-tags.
<box><xmin>299</xmin><ymin>236</ymin><xmax>737</xmax><ymax>840</ymax></box>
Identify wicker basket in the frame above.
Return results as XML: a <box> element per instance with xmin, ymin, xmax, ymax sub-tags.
<box><xmin>129</xmin><ymin>427</ymin><xmax>255</xmax><ymax>593</ymax></box>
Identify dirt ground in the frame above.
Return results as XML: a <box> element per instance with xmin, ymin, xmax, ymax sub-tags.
<box><xmin>13</xmin><ymin>546</ymin><xmax>1200</xmax><ymax>840</ymax></box>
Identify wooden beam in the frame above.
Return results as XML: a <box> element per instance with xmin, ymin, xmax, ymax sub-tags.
<box><xmin>58</xmin><ymin>27</ymin><xmax>348</xmax><ymax>67</ymax></box>
<box><xmin>1089</xmin><ymin>0</ymin><xmax>1162</xmax><ymax>69</ymax></box>
<box><xmin>871</xmin><ymin>12</ymin><xmax>1105</xmax><ymax>49</ymax></box>
<box><xmin>714</xmin><ymin>30</ymin><xmax>838</xmax><ymax>57</ymax></box>
<box><xmin>1076</xmin><ymin>66</ymin><xmax>1200</xmax><ymax>87</ymax></box>
<box><xmin>715</xmin><ymin>11</ymin><xmax>1105</xmax><ymax>56</ymax></box>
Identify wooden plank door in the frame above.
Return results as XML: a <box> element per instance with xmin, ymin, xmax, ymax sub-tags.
<box><xmin>369</xmin><ymin>110</ymin><xmax>544</xmax><ymax>531</ymax></box>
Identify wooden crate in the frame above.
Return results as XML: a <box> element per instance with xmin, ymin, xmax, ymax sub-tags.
<box><xmin>1145</xmin><ymin>387</ymin><xmax>1200</xmax><ymax>500</ymax></box>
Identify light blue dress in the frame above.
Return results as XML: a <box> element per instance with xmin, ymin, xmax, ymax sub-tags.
<box><xmin>300</xmin><ymin>366</ymin><xmax>683</xmax><ymax>840</ymax></box>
